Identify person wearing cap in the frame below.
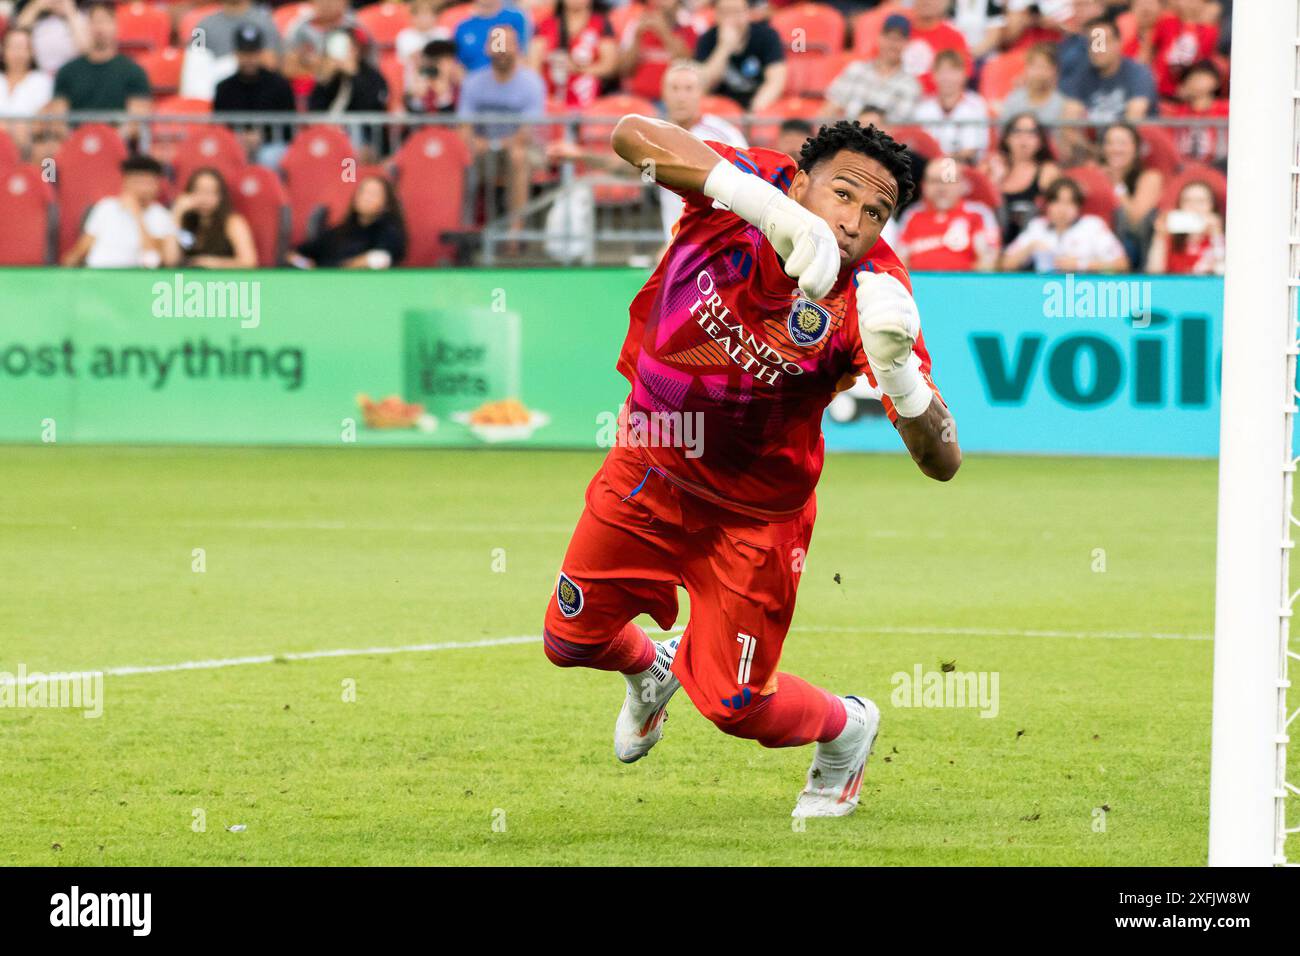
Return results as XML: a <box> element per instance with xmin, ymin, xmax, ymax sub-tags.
<box><xmin>193</xmin><ymin>0</ymin><xmax>283</xmax><ymax>62</ymax></box>
<box><xmin>823</xmin><ymin>13</ymin><xmax>920</xmax><ymax>123</ymax></box>
<box><xmin>63</xmin><ymin>154</ymin><xmax>179</xmax><ymax>268</ymax></box>
<box><xmin>214</xmin><ymin>23</ymin><xmax>296</xmax><ymax>168</ymax></box>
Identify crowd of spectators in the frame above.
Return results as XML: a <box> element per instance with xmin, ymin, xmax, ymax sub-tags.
<box><xmin>0</xmin><ymin>0</ymin><xmax>1231</xmax><ymax>272</ymax></box>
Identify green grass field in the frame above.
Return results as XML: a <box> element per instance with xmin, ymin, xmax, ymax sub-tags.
<box><xmin>0</xmin><ymin>444</ymin><xmax>1271</xmax><ymax>866</ymax></box>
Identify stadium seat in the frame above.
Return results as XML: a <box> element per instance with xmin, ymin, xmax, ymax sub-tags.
<box><xmin>1159</xmin><ymin>162</ymin><xmax>1228</xmax><ymax>212</ymax></box>
<box><xmin>172</xmin><ymin>124</ymin><xmax>246</xmax><ymax>191</ymax></box>
<box><xmin>357</xmin><ymin>2</ymin><xmax>412</xmax><ymax>51</ymax></box>
<box><xmin>962</xmin><ymin>165</ymin><xmax>1002</xmax><ymax>211</ymax></box>
<box><xmin>281</xmin><ymin>125</ymin><xmax>356</xmax><ymax>244</ymax></box>
<box><xmin>139</xmin><ymin>46</ymin><xmax>184</xmax><ymax>96</ymax></box>
<box><xmin>581</xmin><ymin>94</ymin><xmax>658</xmax><ymax>203</ymax></box>
<box><xmin>379</xmin><ymin>53</ymin><xmax>406</xmax><ymax>110</ymax></box>
<box><xmin>53</xmin><ymin>123</ymin><xmax>128</xmax><ymax>256</ymax></box>
<box><xmin>179</xmin><ymin>3</ymin><xmax>221</xmax><ymax>47</ymax></box>
<box><xmin>699</xmin><ymin>94</ymin><xmax>744</xmax><ymax>122</ymax></box>
<box><xmin>393</xmin><ymin>128</ymin><xmax>471</xmax><ymax>264</ymax></box>
<box><xmin>751</xmin><ymin>95</ymin><xmax>825</xmax><ymax>148</ymax></box>
<box><xmin>1063</xmin><ymin>164</ymin><xmax>1121</xmax><ymax>223</ymax></box>
<box><xmin>149</xmin><ymin>95</ymin><xmax>214</xmax><ymax>168</ymax></box>
<box><xmin>0</xmin><ymin>126</ymin><xmax>19</xmax><ymax>172</ymax></box>
<box><xmin>436</xmin><ymin>3</ymin><xmax>476</xmax><ymax>33</ymax></box>
<box><xmin>0</xmin><ymin>165</ymin><xmax>56</xmax><ymax>265</ymax></box>
<box><xmin>272</xmin><ymin>1</ymin><xmax>311</xmax><ymax>37</ymax></box>
<box><xmin>852</xmin><ymin>2</ymin><xmax>905</xmax><ymax>59</ymax></box>
<box><xmin>1138</xmin><ymin>125</ymin><xmax>1182</xmax><ymax>178</ymax></box>
<box><xmin>770</xmin><ymin>3</ymin><xmax>846</xmax><ymax>55</ymax></box>
<box><xmin>979</xmin><ymin>48</ymin><xmax>1028</xmax><ymax>106</ymax></box>
<box><xmin>231</xmin><ymin>165</ymin><xmax>290</xmax><ymax>266</ymax></box>
<box><xmin>784</xmin><ymin>51</ymin><xmax>849</xmax><ymax>97</ymax></box>
<box><xmin>888</xmin><ymin>125</ymin><xmax>943</xmax><ymax>161</ymax></box>
<box><xmin>116</xmin><ymin>2</ymin><xmax>172</xmax><ymax>52</ymax></box>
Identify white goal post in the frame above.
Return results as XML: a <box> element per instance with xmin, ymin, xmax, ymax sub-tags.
<box><xmin>1208</xmin><ymin>0</ymin><xmax>1300</xmax><ymax>866</ymax></box>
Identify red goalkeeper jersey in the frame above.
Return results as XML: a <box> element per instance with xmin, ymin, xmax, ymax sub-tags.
<box><xmin>616</xmin><ymin>141</ymin><xmax>939</xmax><ymax>521</ymax></box>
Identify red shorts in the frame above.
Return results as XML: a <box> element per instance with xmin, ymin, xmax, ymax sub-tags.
<box><xmin>544</xmin><ymin>442</ymin><xmax>816</xmax><ymax>723</ymax></box>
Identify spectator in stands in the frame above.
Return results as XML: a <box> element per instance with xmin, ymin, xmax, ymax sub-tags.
<box><xmin>823</xmin><ymin>13</ymin><xmax>919</xmax><ymax>123</ymax></box>
<box><xmin>893</xmin><ymin>156</ymin><xmax>1000</xmax><ymax>272</ymax></box>
<box><xmin>193</xmin><ymin>0</ymin><xmax>283</xmax><ymax>60</ymax></box>
<box><xmin>775</xmin><ymin>117</ymin><xmax>813</xmax><ymax>160</ymax></box>
<box><xmin>694</xmin><ymin>0</ymin><xmax>785</xmax><ymax>112</ymax></box>
<box><xmin>998</xmin><ymin>42</ymin><xmax>1067</xmax><ymax>126</ymax></box>
<box><xmin>283</xmin><ymin>0</ymin><xmax>371</xmax><ymax>91</ymax></box>
<box><xmin>988</xmin><ymin>0</ymin><xmax>1066</xmax><ymax>56</ymax></box>
<box><xmin>1053</xmin><ymin>0</ymin><xmax>1106</xmax><ymax>91</ymax></box>
<box><xmin>1149</xmin><ymin>0</ymin><xmax>1220</xmax><ymax>100</ymax></box>
<box><xmin>172</xmin><ymin>167</ymin><xmax>259</xmax><ymax>268</ymax></box>
<box><xmin>306</xmin><ymin>28</ymin><xmax>390</xmax><ymax>159</ymax></box>
<box><xmin>655</xmin><ymin>58</ymin><xmax>746</xmax><ymax>239</ymax></box>
<box><xmin>63</xmin><ymin>154</ymin><xmax>178</xmax><ymax>268</ymax></box>
<box><xmin>214</xmin><ymin>24</ymin><xmax>297</xmax><ymax>168</ymax></box>
<box><xmin>50</xmin><ymin>2</ymin><xmax>150</xmax><ymax>112</ymax></box>
<box><xmin>1163</xmin><ymin>59</ymin><xmax>1228</xmax><ymax>168</ymax></box>
<box><xmin>1119</xmin><ymin>0</ymin><xmax>1163</xmax><ymax>66</ymax></box>
<box><xmin>0</xmin><ymin>27</ymin><xmax>54</xmax><ymax>156</ymax></box>
<box><xmin>911</xmin><ymin>49</ymin><xmax>990</xmax><ymax>164</ymax></box>
<box><xmin>1099</xmin><ymin>122</ymin><xmax>1162</xmax><ymax>268</ymax></box>
<box><xmin>404</xmin><ymin>39</ymin><xmax>462</xmax><ymax>116</ymax></box>
<box><xmin>999</xmin><ymin>176</ymin><xmax>1129</xmax><ymax>273</ymax></box>
<box><xmin>1146</xmin><ymin>178</ymin><xmax>1225</xmax><ymax>276</ymax></box>
<box><xmin>397</xmin><ymin>0</ymin><xmax>450</xmax><ymax>91</ymax></box>
<box><xmin>900</xmin><ymin>0</ymin><xmax>970</xmax><ymax>95</ymax></box>
<box><xmin>1059</xmin><ymin>16</ymin><xmax>1156</xmax><ymax>123</ymax></box>
<box><xmin>13</xmin><ymin>0</ymin><xmax>88</xmax><ymax>78</ymax></box>
<box><xmin>618</xmin><ymin>0</ymin><xmax>698</xmax><ymax>104</ymax></box>
<box><xmin>454</xmin><ymin>0</ymin><xmax>531</xmax><ymax>73</ymax></box>
<box><xmin>982</xmin><ymin>111</ymin><xmax>1060</xmax><ymax>246</ymax></box>
<box><xmin>857</xmin><ymin>105</ymin><xmax>924</xmax><ymax>216</ymax></box>
<box><xmin>458</xmin><ymin>24</ymin><xmax>545</xmax><ymax>234</ymax></box>
<box><xmin>530</xmin><ymin>0</ymin><xmax>618</xmax><ymax>109</ymax></box>
<box><xmin>288</xmin><ymin>174</ymin><xmax>406</xmax><ymax>268</ymax></box>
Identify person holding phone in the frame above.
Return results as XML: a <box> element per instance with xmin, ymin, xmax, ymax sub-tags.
<box><xmin>1146</xmin><ymin>179</ymin><xmax>1224</xmax><ymax>275</ymax></box>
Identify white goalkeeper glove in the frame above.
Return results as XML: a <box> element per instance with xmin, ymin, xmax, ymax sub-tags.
<box><xmin>702</xmin><ymin>159</ymin><xmax>840</xmax><ymax>301</ymax></box>
<box><xmin>855</xmin><ymin>270</ymin><xmax>933</xmax><ymax>419</ymax></box>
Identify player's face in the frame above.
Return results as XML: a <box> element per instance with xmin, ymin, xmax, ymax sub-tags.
<box><xmin>788</xmin><ymin>149</ymin><xmax>896</xmax><ymax>264</ymax></box>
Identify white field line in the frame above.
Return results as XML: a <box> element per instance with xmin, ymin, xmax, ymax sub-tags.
<box><xmin>0</xmin><ymin>623</ymin><xmax>1211</xmax><ymax>688</ymax></box>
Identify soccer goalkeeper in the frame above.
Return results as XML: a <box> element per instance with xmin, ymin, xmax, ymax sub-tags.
<box><xmin>542</xmin><ymin>117</ymin><xmax>961</xmax><ymax>817</ymax></box>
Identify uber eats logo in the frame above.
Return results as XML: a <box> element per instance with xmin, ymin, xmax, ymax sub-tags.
<box><xmin>971</xmin><ymin>313</ymin><xmax>1213</xmax><ymax>408</ymax></box>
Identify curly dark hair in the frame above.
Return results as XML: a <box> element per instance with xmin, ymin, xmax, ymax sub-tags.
<box><xmin>796</xmin><ymin>120</ymin><xmax>915</xmax><ymax>209</ymax></box>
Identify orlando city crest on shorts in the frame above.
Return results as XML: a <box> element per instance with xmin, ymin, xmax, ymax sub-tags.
<box><xmin>787</xmin><ymin>298</ymin><xmax>831</xmax><ymax>347</ymax></box>
<box><xmin>556</xmin><ymin>572</ymin><xmax>584</xmax><ymax>618</ymax></box>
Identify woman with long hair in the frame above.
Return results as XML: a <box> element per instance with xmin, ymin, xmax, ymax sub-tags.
<box><xmin>1147</xmin><ymin>179</ymin><xmax>1225</xmax><ymax>275</ymax></box>
<box><xmin>0</xmin><ymin>27</ymin><xmax>54</xmax><ymax>156</ymax></box>
<box><xmin>530</xmin><ymin>0</ymin><xmax>618</xmax><ymax>109</ymax></box>
<box><xmin>172</xmin><ymin>167</ymin><xmax>259</xmax><ymax>269</ymax></box>
<box><xmin>1099</xmin><ymin>122</ymin><xmax>1163</xmax><ymax>269</ymax></box>
<box><xmin>288</xmin><ymin>175</ymin><xmax>407</xmax><ymax>269</ymax></box>
<box><xmin>982</xmin><ymin>111</ymin><xmax>1060</xmax><ymax>246</ymax></box>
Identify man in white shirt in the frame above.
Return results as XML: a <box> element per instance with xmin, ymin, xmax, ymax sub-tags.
<box><xmin>909</xmin><ymin>48</ymin><xmax>991</xmax><ymax>164</ymax></box>
<box><xmin>63</xmin><ymin>155</ymin><xmax>178</xmax><ymax>268</ymax></box>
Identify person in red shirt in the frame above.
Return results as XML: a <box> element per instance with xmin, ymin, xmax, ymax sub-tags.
<box><xmin>900</xmin><ymin>0</ymin><xmax>971</xmax><ymax>95</ymax></box>
<box><xmin>1147</xmin><ymin>178</ymin><xmax>1225</xmax><ymax>275</ymax></box>
<box><xmin>1149</xmin><ymin>0</ymin><xmax>1220</xmax><ymax>99</ymax></box>
<box><xmin>529</xmin><ymin>0</ymin><xmax>619</xmax><ymax>108</ymax></box>
<box><xmin>896</xmin><ymin>157</ymin><xmax>1000</xmax><ymax>272</ymax></box>
<box><xmin>541</xmin><ymin>117</ymin><xmax>961</xmax><ymax>818</ymax></box>
<box><xmin>617</xmin><ymin>0</ymin><xmax>697</xmax><ymax>103</ymax></box>
<box><xmin>1161</xmin><ymin>59</ymin><xmax>1229</xmax><ymax>167</ymax></box>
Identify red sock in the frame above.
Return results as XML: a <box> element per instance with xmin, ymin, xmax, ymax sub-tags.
<box><xmin>542</xmin><ymin>621</ymin><xmax>656</xmax><ymax>675</ymax></box>
<box><xmin>725</xmin><ymin>673</ymin><xmax>847</xmax><ymax>748</ymax></box>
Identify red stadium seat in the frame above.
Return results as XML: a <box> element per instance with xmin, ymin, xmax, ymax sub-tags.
<box><xmin>785</xmin><ymin>51</ymin><xmax>849</xmax><ymax>97</ymax></box>
<box><xmin>979</xmin><ymin>48</ymin><xmax>1027</xmax><ymax>106</ymax></box>
<box><xmin>436</xmin><ymin>3</ymin><xmax>476</xmax><ymax>33</ymax></box>
<box><xmin>231</xmin><ymin>165</ymin><xmax>290</xmax><ymax>266</ymax></box>
<box><xmin>393</xmin><ymin>128</ymin><xmax>471</xmax><ymax>265</ymax></box>
<box><xmin>1063</xmin><ymin>164</ymin><xmax>1121</xmax><ymax>223</ymax></box>
<box><xmin>357</xmin><ymin>1</ymin><xmax>412</xmax><ymax>50</ymax></box>
<box><xmin>0</xmin><ymin>166</ymin><xmax>55</xmax><ymax>265</ymax></box>
<box><xmin>750</xmin><ymin>95</ymin><xmax>825</xmax><ymax>148</ymax></box>
<box><xmin>149</xmin><ymin>95</ymin><xmax>214</xmax><ymax>168</ymax></box>
<box><xmin>179</xmin><ymin>3</ymin><xmax>221</xmax><ymax>48</ymax></box>
<box><xmin>0</xmin><ymin>126</ymin><xmax>19</xmax><ymax>172</ymax></box>
<box><xmin>272</xmin><ymin>1</ymin><xmax>311</xmax><ymax>37</ymax></box>
<box><xmin>138</xmin><ymin>46</ymin><xmax>184</xmax><ymax>96</ymax></box>
<box><xmin>53</xmin><ymin>123</ymin><xmax>128</xmax><ymax>256</ymax></box>
<box><xmin>699</xmin><ymin>94</ymin><xmax>744</xmax><ymax>122</ymax></box>
<box><xmin>888</xmin><ymin>125</ymin><xmax>944</xmax><ymax>161</ymax></box>
<box><xmin>1159</xmin><ymin>162</ymin><xmax>1228</xmax><ymax>213</ymax></box>
<box><xmin>172</xmin><ymin>124</ymin><xmax>246</xmax><ymax>190</ymax></box>
<box><xmin>281</xmin><ymin>125</ymin><xmax>356</xmax><ymax>243</ymax></box>
<box><xmin>379</xmin><ymin>53</ymin><xmax>406</xmax><ymax>110</ymax></box>
<box><xmin>581</xmin><ymin>94</ymin><xmax>658</xmax><ymax>203</ymax></box>
<box><xmin>852</xmin><ymin>2</ymin><xmax>905</xmax><ymax>59</ymax></box>
<box><xmin>1138</xmin><ymin>125</ymin><xmax>1181</xmax><ymax>178</ymax></box>
<box><xmin>770</xmin><ymin>3</ymin><xmax>846</xmax><ymax>54</ymax></box>
<box><xmin>117</xmin><ymin>2</ymin><xmax>172</xmax><ymax>52</ymax></box>
<box><xmin>962</xmin><ymin>164</ymin><xmax>1002</xmax><ymax>211</ymax></box>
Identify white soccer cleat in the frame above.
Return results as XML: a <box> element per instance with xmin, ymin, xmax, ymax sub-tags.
<box><xmin>614</xmin><ymin>637</ymin><xmax>681</xmax><ymax>764</ymax></box>
<box><xmin>791</xmin><ymin>695</ymin><xmax>881</xmax><ymax>818</ymax></box>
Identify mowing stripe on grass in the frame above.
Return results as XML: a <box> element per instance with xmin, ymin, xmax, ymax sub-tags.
<box><xmin>0</xmin><ymin>624</ymin><xmax>1210</xmax><ymax>688</ymax></box>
